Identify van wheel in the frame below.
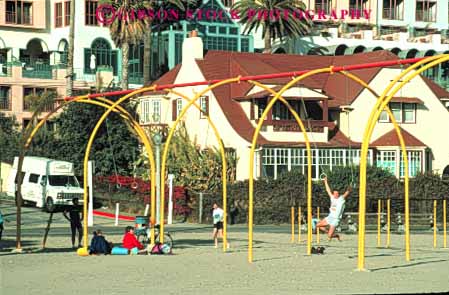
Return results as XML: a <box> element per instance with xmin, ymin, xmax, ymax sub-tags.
<box><xmin>46</xmin><ymin>197</ymin><xmax>56</xmax><ymax>213</ymax></box>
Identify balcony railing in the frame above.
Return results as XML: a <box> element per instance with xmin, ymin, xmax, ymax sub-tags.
<box><xmin>262</xmin><ymin>120</ymin><xmax>330</xmax><ymax>133</ymax></box>
<box><xmin>383</xmin><ymin>8</ymin><xmax>403</xmax><ymax>20</ymax></box>
<box><xmin>23</xmin><ymin>99</ymin><xmax>57</xmax><ymax>112</ymax></box>
<box><xmin>0</xmin><ymin>62</ymin><xmax>12</xmax><ymax>77</ymax></box>
<box><xmin>73</xmin><ymin>68</ymin><xmax>96</xmax><ymax>82</ymax></box>
<box><xmin>22</xmin><ymin>62</ymin><xmax>53</xmax><ymax>79</ymax></box>
<box><xmin>416</xmin><ymin>10</ymin><xmax>436</xmax><ymax>22</ymax></box>
<box><xmin>0</xmin><ymin>92</ymin><xmax>11</xmax><ymax>110</ymax></box>
<box><xmin>5</xmin><ymin>11</ymin><xmax>15</xmax><ymax>23</ymax></box>
<box><xmin>129</xmin><ymin>72</ymin><xmax>143</xmax><ymax>85</ymax></box>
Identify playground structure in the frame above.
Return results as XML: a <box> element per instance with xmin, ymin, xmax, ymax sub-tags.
<box><xmin>13</xmin><ymin>54</ymin><xmax>449</xmax><ymax>271</ymax></box>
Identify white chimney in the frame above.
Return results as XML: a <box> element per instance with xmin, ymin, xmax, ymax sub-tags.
<box><xmin>182</xmin><ymin>30</ymin><xmax>203</xmax><ymax>63</ymax></box>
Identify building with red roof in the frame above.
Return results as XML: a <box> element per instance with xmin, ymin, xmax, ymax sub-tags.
<box><xmin>137</xmin><ymin>34</ymin><xmax>449</xmax><ymax>180</ymax></box>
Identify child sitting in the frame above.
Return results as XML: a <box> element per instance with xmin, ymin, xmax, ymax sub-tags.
<box><xmin>122</xmin><ymin>226</ymin><xmax>146</xmax><ymax>255</ymax></box>
<box><xmin>89</xmin><ymin>230</ymin><xmax>112</xmax><ymax>255</ymax></box>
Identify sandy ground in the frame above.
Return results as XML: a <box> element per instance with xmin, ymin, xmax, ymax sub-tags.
<box><xmin>1</xmin><ymin>206</ymin><xmax>449</xmax><ymax>294</ymax></box>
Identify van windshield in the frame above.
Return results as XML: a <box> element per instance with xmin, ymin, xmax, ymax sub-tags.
<box><xmin>48</xmin><ymin>175</ymin><xmax>80</xmax><ymax>187</ymax></box>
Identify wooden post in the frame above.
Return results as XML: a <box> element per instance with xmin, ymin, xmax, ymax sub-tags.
<box><xmin>42</xmin><ymin>213</ymin><xmax>54</xmax><ymax>249</ymax></box>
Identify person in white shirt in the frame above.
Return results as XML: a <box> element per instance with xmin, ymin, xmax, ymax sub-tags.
<box><xmin>316</xmin><ymin>177</ymin><xmax>352</xmax><ymax>241</ymax></box>
<box><xmin>212</xmin><ymin>203</ymin><xmax>224</xmax><ymax>248</ymax></box>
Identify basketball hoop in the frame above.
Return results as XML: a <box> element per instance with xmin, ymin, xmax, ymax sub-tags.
<box><xmin>319</xmin><ymin>173</ymin><xmax>327</xmax><ymax>180</ymax></box>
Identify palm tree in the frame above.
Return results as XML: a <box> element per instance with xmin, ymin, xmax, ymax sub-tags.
<box><xmin>232</xmin><ymin>0</ymin><xmax>311</xmax><ymax>53</ymax></box>
<box><xmin>103</xmin><ymin>0</ymin><xmax>148</xmax><ymax>90</ymax></box>
<box><xmin>66</xmin><ymin>0</ymin><xmax>75</xmax><ymax>97</ymax></box>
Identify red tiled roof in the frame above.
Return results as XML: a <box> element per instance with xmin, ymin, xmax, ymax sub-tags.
<box><xmin>146</xmin><ymin>49</ymin><xmax>442</xmax><ymax>147</ymax></box>
<box><xmin>421</xmin><ymin>76</ymin><xmax>449</xmax><ymax>99</ymax></box>
<box><xmin>143</xmin><ymin>64</ymin><xmax>182</xmax><ymax>95</ymax></box>
<box><xmin>371</xmin><ymin>127</ymin><xmax>427</xmax><ymax>147</ymax></box>
<box><xmin>390</xmin><ymin>97</ymin><xmax>424</xmax><ymax>104</ymax></box>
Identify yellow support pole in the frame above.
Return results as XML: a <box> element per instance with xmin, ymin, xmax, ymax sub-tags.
<box><xmin>81</xmin><ymin>86</ymin><xmax>158</xmax><ymax>253</ymax></box>
<box><xmin>377</xmin><ymin>199</ymin><xmax>382</xmax><ymax>248</ymax></box>
<box><xmin>298</xmin><ymin>206</ymin><xmax>301</xmax><ymax>243</ymax></box>
<box><xmin>161</xmin><ymin>85</ymin><xmax>235</xmax><ymax>250</ymax></box>
<box><xmin>444</xmin><ymin>199</ymin><xmax>447</xmax><ymax>249</ymax></box>
<box><xmin>387</xmin><ymin>198</ymin><xmax>391</xmax><ymax>248</ymax></box>
<box><xmin>357</xmin><ymin>55</ymin><xmax>449</xmax><ymax>270</ymax></box>
<box><xmin>248</xmin><ymin>72</ymin><xmax>327</xmax><ymax>261</ymax></box>
<box><xmin>291</xmin><ymin>207</ymin><xmax>295</xmax><ymax>243</ymax></box>
<box><xmin>434</xmin><ymin>200</ymin><xmax>437</xmax><ymax>249</ymax></box>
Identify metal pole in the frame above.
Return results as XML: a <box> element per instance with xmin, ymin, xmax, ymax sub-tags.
<box><xmin>115</xmin><ymin>203</ymin><xmax>119</xmax><ymax>226</ymax></box>
<box><xmin>434</xmin><ymin>200</ymin><xmax>437</xmax><ymax>248</ymax></box>
<box><xmin>317</xmin><ymin>206</ymin><xmax>320</xmax><ymax>244</ymax></box>
<box><xmin>199</xmin><ymin>192</ymin><xmax>203</xmax><ymax>224</ymax></box>
<box><xmin>156</xmin><ymin>142</ymin><xmax>161</xmax><ymax>225</ymax></box>
<box><xmin>87</xmin><ymin>161</ymin><xmax>94</xmax><ymax>227</ymax></box>
<box><xmin>377</xmin><ymin>199</ymin><xmax>381</xmax><ymax>247</ymax></box>
<box><xmin>168</xmin><ymin>174</ymin><xmax>174</xmax><ymax>225</ymax></box>
<box><xmin>387</xmin><ymin>198</ymin><xmax>391</xmax><ymax>248</ymax></box>
<box><xmin>298</xmin><ymin>206</ymin><xmax>301</xmax><ymax>243</ymax></box>
<box><xmin>291</xmin><ymin>207</ymin><xmax>295</xmax><ymax>243</ymax></box>
<box><xmin>444</xmin><ymin>199</ymin><xmax>447</xmax><ymax>249</ymax></box>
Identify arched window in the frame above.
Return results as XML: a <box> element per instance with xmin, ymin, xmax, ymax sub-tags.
<box><xmin>58</xmin><ymin>39</ymin><xmax>68</xmax><ymax>65</ymax></box>
<box><xmin>84</xmin><ymin>38</ymin><xmax>117</xmax><ymax>75</ymax></box>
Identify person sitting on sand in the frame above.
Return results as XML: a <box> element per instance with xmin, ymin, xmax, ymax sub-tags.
<box><xmin>89</xmin><ymin>230</ymin><xmax>112</xmax><ymax>255</ymax></box>
<box><xmin>122</xmin><ymin>226</ymin><xmax>146</xmax><ymax>254</ymax></box>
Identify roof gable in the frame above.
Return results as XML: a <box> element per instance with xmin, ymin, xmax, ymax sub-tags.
<box><xmin>371</xmin><ymin>127</ymin><xmax>426</xmax><ymax>147</ymax></box>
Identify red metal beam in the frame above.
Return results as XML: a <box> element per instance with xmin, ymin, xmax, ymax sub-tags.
<box><xmin>64</xmin><ymin>57</ymin><xmax>426</xmax><ymax>101</ymax></box>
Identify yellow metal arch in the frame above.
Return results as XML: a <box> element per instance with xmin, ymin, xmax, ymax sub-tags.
<box><xmin>248</xmin><ymin>68</ymin><xmax>331</xmax><ymax>262</ymax></box>
<box><xmin>358</xmin><ymin>54</ymin><xmax>449</xmax><ymax>270</ymax></box>
<box><xmin>161</xmin><ymin>89</ymin><xmax>229</xmax><ymax>251</ymax></box>
<box><xmin>159</xmin><ymin>78</ymin><xmax>241</xmax><ymax>250</ymax></box>
<box><xmin>340</xmin><ymin>71</ymin><xmax>410</xmax><ymax>253</ymax></box>
<box><xmin>247</xmin><ymin>80</ymin><xmax>313</xmax><ymax>260</ymax></box>
<box><xmin>21</xmin><ymin>95</ymin><xmax>157</xmax><ymax>252</ymax></box>
<box><xmin>81</xmin><ymin>86</ymin><xmax>159</xmax><ymax>254</ymax></box>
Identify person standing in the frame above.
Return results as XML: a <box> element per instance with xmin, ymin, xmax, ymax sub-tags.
<box><xmin>0</xmin><ymin>209</ymin><xmax>4</xmax><ymax>241</ymax></box>
<box><xmin>316</xmin><ymin>177</ymin><xmax>352</xmax><ymax>241</ymax></box>
<box><xmin>212</xmin><ymin>203</ymin><xmax>227</xmax><ymax>248</ymax></box>
<box><xmin>63</xmin><ymin>198</ymin><xmax>83</xmax><ymax>248</ymax></box>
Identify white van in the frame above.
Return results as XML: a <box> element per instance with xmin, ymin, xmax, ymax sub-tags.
<box><xmin>7</xmin><ymin>156</ymin><xmax>84</xmax><ymax>212</ymax></box>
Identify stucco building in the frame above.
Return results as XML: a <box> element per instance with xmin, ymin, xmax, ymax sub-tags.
<box><xmin>137</xmin><ymin>35</ymin><xmax>449</xmax><ymax>181</ymax></box>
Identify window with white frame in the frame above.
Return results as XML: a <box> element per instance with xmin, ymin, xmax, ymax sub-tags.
<box><xmin>379</xmin><ymin>103</ymin><xmax>417</xmax><ymax>123</ymax></box>
<box><xmin>152</xmin><ymin>99</ymin><xmax>161</xmax><ymax>122</ymax></box>
<box><xmin>376</xmin><ymin>150</ymin><xmax>397</xmax><ymax>175</ymax></box>
<box><xmin>262</xmin><ymin>148</ymin><xmax>373</xmax><ymax>180</ymax></box>
<box><xmin>200</xmin><ymin>96</ymin><xmax>208</xmax><ymax>118</ymax></box>
<box><xmin>140</xmin><ymin>98</ymin><xmax>161</xmax><ymax>124</ymax></box>
<box><xmin>391</xmin><ymin>102</ymin><xmax>401</xmax><ymax>122</ymax></box>
<box><xmin>399</xmin><ymin>151</ymin><xmax>422</xmax><ymax>177</ymax></box>
<box><xmin>403</xmin><ymin>103</ymin><xmax>416</xmax><ymax>123</ymax></box>
<box><xmin>176</xmin><ymin>98</ymin><xmax>183</xmax><ymax>118</ymax></box>
<box><xmin>140</xmin><ymin>99</ymin><xmax>151</xmax><ymax>124</ymax></box>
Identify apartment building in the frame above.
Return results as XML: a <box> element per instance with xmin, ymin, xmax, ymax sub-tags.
<box><xmin>0</xmin><ymin>0</ymin><xmax>254</xmax><ymax>126</ymax></box>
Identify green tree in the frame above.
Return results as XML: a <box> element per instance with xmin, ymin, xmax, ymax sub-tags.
<box><xmin>0</xmin><ymin>113</ymin><xmax>20</xmax><ymax>164</ymax></box>
<box><xmin>232</xmin><ymin>0</ymin><xmax>311</xmax><ymax>53</ymax></box>
<box><xmin>53</xmin><ymin>100</ymin><xmax>140</xmax><ymax>176</ymax></box>
<box><xmin>135</xmin><ymin>123</ymin><xmax>237</xmax><ymax>192</ymax></box>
